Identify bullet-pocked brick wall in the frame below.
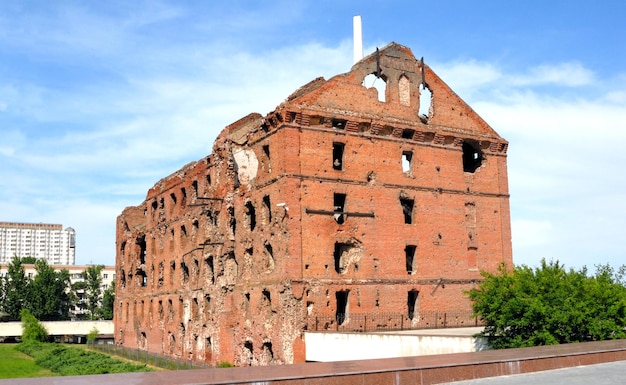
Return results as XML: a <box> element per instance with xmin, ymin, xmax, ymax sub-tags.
<box><xmin>114</xmin><ymin>42</ymin><xmax>512</xmax><ymax>367</ymax></box>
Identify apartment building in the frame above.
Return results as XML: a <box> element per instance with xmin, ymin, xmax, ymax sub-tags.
<box><xmin>0</xmin><ymin>222</ymin><xmax>76</xmax><ymax>265</ymax></box>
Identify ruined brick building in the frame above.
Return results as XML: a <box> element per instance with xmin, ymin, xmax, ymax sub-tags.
<box><xmin>115</xmin><ymin>43</ymin><xmax>512</xmax><ymax>366</ymax></box>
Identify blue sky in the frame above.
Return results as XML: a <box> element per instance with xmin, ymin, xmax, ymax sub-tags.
<box><xmin>1</xmin><ymin>1</ymin><xmax>625</xmax><ymax>269</ymax></box>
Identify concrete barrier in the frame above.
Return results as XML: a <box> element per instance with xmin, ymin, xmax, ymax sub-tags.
<box><xmin>0</xmin><ymin>320</ymin><xmax>113</xmax><ymax>338</ymax></box>
<box><xmin>305</xmin><ymin>328</ymin><xmax>487</xmax><ymax>361</ymax></box>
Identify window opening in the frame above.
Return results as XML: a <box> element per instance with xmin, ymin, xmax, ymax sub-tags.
<box><xmin>262</xmin><ymin>289</ymin><xmax>271</xmax><ymax>305</ymax></box>
<box><xmin>228</xmin><ymin>205</ymin><xmax>236</xmax><ymax>238</ymax></box>
<box><xmin>402</xmin><ymin>151</ymin><xmax>413</xmax><ymax>173</ymax></box>
<box><xmin>204</xmin><ymin>255</ymin><xmax>214</xmax><ymax>284</ymax></box>
<box><xmin>363</xmin><ymin>73</ymin><xmax>387</xmax><ymax>102</ymax></box>
<box><xmin>400</xmin><ymin>198</ymin><xmax>414</xmax><ymax>224</ymax></box>
<box><xmin>262</xmin><ymin>144</ymin><xmax>270</xmax><ymax>159</ymax></box>
<box><xmin>193</xmin><ymin>258</ymin><xmax>199</xmax><ymax>278</ymax></box>
<box><xmin>333</xmin><ymin>241</ymin><xmax>363</xmax><ymax>274</ymax></box>
<box><xmin>263</xmin><ymin>241</ymin><xmax>274</xmax><ymax>271</ymax></box>
<box><xmin>181</xmin><ymin>261</ymin><xmax>189</xmax><ymax>284</ymax></box>
<box><xmin>336</xmin><ymin>290</ymin><xmax>350</xmax><ymax>325</ymax></box>
<box><xmin>137</xmin><ymin>270</ymin><xmax>147</xmax><ymax>287</ymax></box>
<box><xmin>244</xmin><ymin>341</ymin><xmax>253</xmax><ymax>365</ymax></box>
<box><xmin>402</xmin><ymin>129</ymin><xmax>415</xmax><ymax>139</ymax></box>
<box><xmin>408</xmin><ymin>290</ymin><xmax>419</xmax><ymax>320</ymax></box>
<box><xmin>170</xmin><ymin>193</ymin><xmax>177</xmax><ymax>206</ymax></box>
<box><xmin>261</xmin><ymin>342</ymin><xmax>274</xmax><ymax>364</ymax></box>
<box><xmin>419</xmin><ymin>84</ymin><xmax>432</xmax><ymax>118</ymax></box>
<box><xmin>332</xmin><ymin>142</ymin><xmax>345</xmax><ymax>171</ymax></box>
<box><xmin>245</xmin><ymin>201</ymin><xmax>256</xmax><ymax>231</ymax></box>
<box><xmin>333</xmin><ymin>193</ymin><xmax>346</xmax><ymax>224</ymax></box>
<box><xmin>192</xmin><ymin>297</ymin><xmax>199</xmax><ymax>318</ymax></box>
<box><xmin>169</xmin><ymin>261</ymin><xmax>176</xmax><ymax>284</ymax></box>
<box><xmin>192</xmin><ymin>180</ymin><xmax>198</xmax><ymax>198</ymax></box>
<box><xmin>331</xmin><ymin>119</ymin><xmax>346</xmax><ymax>130</ymax></box>
<box><xmin>262</xmin><ymin>195</ymin><xmax>272</xmax><ymax>223</ymax></box>
<box><xmin>405</xmin><ymin>245</ymin><xmax>417</xmax><ymax>274</ymax></box>
<box><xmin>462</xmin><ymin>142</ymin><xmax>483</xmax><ymax>173</ymax></box>
<box><xmin>180</xmin><ymin>188</ymin><xmax>187</xmax><ymax>207</ymax></box>
<box><xmin>206</xmin><ymin>337</ymin><xmax>212</xmax><ymax>359</ymax></box>
<box><xmin>206</xmin><ymin>173</ymin><xmax>211</xmax><ymax>186</ymax></box>
<box><xmin>136</xmin><ymin>235</ymin><xmax>146</xmax><ymax>265</ymax></box>
<box><xmin>399</xmin><ymin>75</ymin><xmax>411</xmax><ymax>106</ymax></box>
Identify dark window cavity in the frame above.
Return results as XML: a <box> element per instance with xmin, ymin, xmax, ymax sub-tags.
<box><xmin>332</xmin><ymin>142</ymin><xmax>345</xmax><ymax>171</ymax></box>
<box><xmin>462</xmin><ymin>141</ymin><xmax>483</xmax><ymax>173</ymax></box>
<box><xmin>405</xmin><ymin>245</ymin><xmax>417</xmax><ymax>274</ymax></box>
<box><xmin>402</xmin><ymin>129</ymin><xmax>415</xmax><ymax>139</ymax></box>
<box><xmin>408</xmin><ymin>290</ymin><xmax>419</xmax><ymax>320</ymax></box>
<box><xmin>245</xmin><ymin>201</ymin><xmax>256</xmax><ymax>231</ymax></box>
<box><xmin>400</xmin><ymin>198</ymin><xmax>414</xmax><ymax>224</ymax></box>
<box><xmin>332</xmin><ymin>119</ymin><xmax>347</xmax><ymax>130</ymax></box>
<box><xmin>136</xmin><ymin>235</ymin><xmax>146</xmax><ymax>265</ymax></box>
<box><xmin>336</xmin><ymin>290</ymin><xmax>350</xmax><ymax>325</ymax></box>
<box><xmin>263</xmin><ymin>195</ymin><xmax>272</xmax><ymax>223</ymax></box>
<box><xmin>333</xmin><ymin>193</ymin><xmax>346</xmax><ymax>224</ymax></box>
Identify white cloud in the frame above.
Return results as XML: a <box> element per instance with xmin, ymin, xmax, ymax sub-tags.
<box><xmin>509</xmin><ymin>62</ymin><xmax>595</xmax><ymax>87</ymax></box>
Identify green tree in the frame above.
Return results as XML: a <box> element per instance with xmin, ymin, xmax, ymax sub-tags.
<box><xmin>28</xmin><ymin>260</ymin><xmax>71</xmax><ymax>320</ymax></box>
<box><xmin>70</xmin><ymin>280</ymin><xmax>86</xmax><ymax>319</ymax></box>
<box><xmin>469</xmin><ymin>260</ymin><xmax>626</xmax><ymax>349</ymax></box>
<box><xmin>101</xmin><ymin>282</ymin><xmax>115</xmax><ymax>320</ymax></box>
<box><xmin>20</xmin><ymin>308</ymin><xmax>49</xmax><ymax>342</ymax></box>
<box><xmin>20</xmin><ymin>256</ymin><xmax>38</xmax><ymax>264</ymax></box>
<box><xmin>83</xmin><ymin>265</ymin><xmax>104</xmax><ymax>320</ymax></box>
<box><xmin>2</xmin><ymin>257</ymin><xmax>31</xmax><ymax>320</ymax></box>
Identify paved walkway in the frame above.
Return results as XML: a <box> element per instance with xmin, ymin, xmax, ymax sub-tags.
<box><xmin>441</xmin><ymin>360</ymin><xmax>626</xmax><ymax>385</ymax></box>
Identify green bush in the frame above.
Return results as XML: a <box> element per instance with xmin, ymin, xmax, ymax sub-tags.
<box><xmin>469</xmin><ymin>260</ymin><xmax>626</xmax><ymax>349</ymax></box>
<box><xmin>216</xmin><ymin>361</ymin><xmax>234</xmax><ymax>368</ymax></box>
<box><xmin>20</xmin><ymin>309</ymin><xmax>49</xmax><ymax>342</ymax></box>
<box><xmin>16</xmin><ymin>342</ymin><xmax>152</xmax><ymax>375</ymax></box>
<box><xmin>87</xmin><ymin>327</ymin><xmax>99</xmax><ymax>343</ymax></box>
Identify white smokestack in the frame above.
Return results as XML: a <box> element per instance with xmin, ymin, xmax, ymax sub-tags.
<box><xmin>353</xmin><ymin>15</ymin><xmax>363</xmax><ymax>64</ymax></box>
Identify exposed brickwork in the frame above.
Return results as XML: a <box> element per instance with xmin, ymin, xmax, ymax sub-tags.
<box><xmin>114</xmin><ymin>43</ymin><xmax>512</xmax><ymax>366</ymax></box>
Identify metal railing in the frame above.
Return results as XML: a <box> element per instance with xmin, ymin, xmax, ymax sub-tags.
<box><xmin>88</xmin><ymin>341</ymin><xmax>209</xmax><ymax>370</ymax></box>
<box><xmin>308</xmin><ymin>311</ymin><xmax>483</xmax><ymax>332</ymax></box>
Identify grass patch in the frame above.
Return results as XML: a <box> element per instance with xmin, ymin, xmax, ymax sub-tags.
<box><xmin>16</xmin><ymin>341</ymin><xmax>153</xmax><ymax>375</ymax></box>
<box><xmin>0</xmin><ymin>344</ymin><xmax>57</xmax><ymax>379</ymax></box>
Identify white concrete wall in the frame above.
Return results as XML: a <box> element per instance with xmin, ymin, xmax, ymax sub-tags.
<box><xmin>0</xmin><ymin>320</ymin><xmax>113</xmax><ymax>337</ymax></box>
<box><xmin>304</xmin><ymin>331</ymin><xmax>488</xmax><ymax>362</ymax></box>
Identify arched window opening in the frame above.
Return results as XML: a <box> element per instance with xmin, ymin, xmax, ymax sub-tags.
<box><xmin>399</xmin><ymin>75</ymin><xmax>411</xmax><ymax>106</ymax></box>
<box><xmin>363</xmin><ymin>73</ymin><xmax>387</xmax><ymax>102</ymax></box>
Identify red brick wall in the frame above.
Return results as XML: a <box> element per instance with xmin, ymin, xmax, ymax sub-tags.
<box><xmin>114</xmin><ymin>42</ymin><xmax>511</xmax><ymax>367</ymax></box>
